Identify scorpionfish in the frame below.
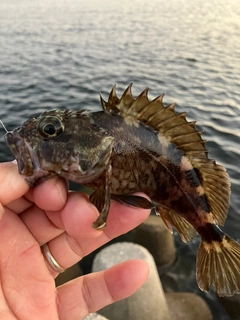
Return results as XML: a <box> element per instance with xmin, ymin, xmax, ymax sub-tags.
<box><xmin>4</xmin><ymin>84</ymin><xmax>240</xmax><ymax>297</ymax></box>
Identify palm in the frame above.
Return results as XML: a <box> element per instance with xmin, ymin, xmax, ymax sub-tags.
<box><xmin>0</xmin><ymin>162</ymin><xmax>150</xmax><ymax>320</ymax></box>
<box><xmin>0</xmin><ymin>208</ymin><xmax>57</xmax><ymax>319</ymax></box>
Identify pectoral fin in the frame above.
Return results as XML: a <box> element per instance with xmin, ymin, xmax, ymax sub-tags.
<box><xmin>90</xmin><ymin>165</ymin><xmax>112</xmax><ymax>230</ymax></box>
<box><xmin>111</xmin><ymin>194</ymin><xmax>154</xmax><ymax>209</ymax></box>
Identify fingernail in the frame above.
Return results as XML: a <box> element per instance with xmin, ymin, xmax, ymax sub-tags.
<box><xmin>56</xmin><ymin>180</ymin><xmax>67</xmax><ymax>205</ymax></box>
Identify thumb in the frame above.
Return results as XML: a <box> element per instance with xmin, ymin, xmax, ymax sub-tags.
<box><xmin>0</xmin><ymin>161</ymin><xmax>29</xmax><ymax>219</ymax></box>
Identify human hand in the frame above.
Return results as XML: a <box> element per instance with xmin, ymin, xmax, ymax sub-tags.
<box><xmin>0</xmin><ymin>162</ymin><xmax>150</xmax><ymax>320</ymax></box>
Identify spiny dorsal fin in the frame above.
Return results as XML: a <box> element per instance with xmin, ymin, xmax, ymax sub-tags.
<box><xmin>101</xmin><ymin>84</ymin><xmax>231</xmax><ymax>226</ymax></box>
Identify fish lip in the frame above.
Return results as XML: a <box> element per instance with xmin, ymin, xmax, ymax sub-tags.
<box><xmin>5</xmin><ymin>131</ymin><xmax>34</xmax><ymax>173</ymax></box>
<box><xmin>5</xmin><ymin>131</ymin><xmax>49</xmax><ymax>186</ymax></box>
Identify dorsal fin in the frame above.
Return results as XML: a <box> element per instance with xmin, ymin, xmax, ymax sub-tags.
<box><xmin>100</xmin><ymin>84</ymin><xmax>230</xmax><ymax>226</ymax></box>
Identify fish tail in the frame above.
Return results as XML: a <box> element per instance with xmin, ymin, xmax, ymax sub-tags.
<box><xmin>196</xmin><ymin>227</ymin><xmax>240</xmax><ymax>296</ymax></box>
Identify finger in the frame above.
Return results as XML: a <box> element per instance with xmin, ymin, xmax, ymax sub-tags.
<box><xmin>20</xmin><ymin>192</ymin><xmax>94</xmax><ymax>246</ymax></box>
<box><xmin>0</xmin><ymin>162</ymin><xmax>29</xmax><ymax>218</ymax></box>
<box><xmin>57</xmin><ymin>259</ymin><xmax>149</xmax><ymax>320</ymax></box>
<box><xmin>20</xmin><ymin>205</ymin><xmax>64</xmax><ymax>245</ymax></box>
<box><xmin>42</xmin><ymin>192</ymin><xmax>150</xmax><ymax>275</ymax></box>
<box><xmin>2</xmin><ymin>167</ymin><xmax>67</xmax><ymax>215</ymax></box>
<box><xmin>25</xmin><ymin>176</ymin><xmax>68</xmax><ymax>211</ymax></box>
<box><xmin>5</xmin><ymin>196</ymin><xmax>33</xmax><ymax>214</ymax></box>
<box><xmin>20</xmin><ymin>177</ymin><xmax>69</xmax><ymax>244</ymax></box>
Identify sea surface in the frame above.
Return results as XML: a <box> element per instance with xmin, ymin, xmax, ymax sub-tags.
<box><xmin>0</xmin><ymin>0</ymin><xmax>240</xmax><ymax>319</ymax></box>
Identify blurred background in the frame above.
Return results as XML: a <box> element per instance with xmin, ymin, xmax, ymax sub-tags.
<box><xmin>0</xmin><ymin>0</ymin><xmax>239</xmax><ymax>319</ymax></box>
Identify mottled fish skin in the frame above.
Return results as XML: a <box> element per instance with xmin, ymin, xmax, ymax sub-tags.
<box><xmin>4</xmin><ymin>84</ymin><xmax>240</xmax><ymax>297</ymax></box>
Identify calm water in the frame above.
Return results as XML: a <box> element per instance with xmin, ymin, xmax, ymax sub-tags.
<box><xmin>0</xmin><ymin>0</ymin><xmax>240</xmax><ymax>319</ymax></box>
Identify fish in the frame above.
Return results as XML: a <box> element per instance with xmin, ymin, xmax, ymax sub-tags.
<box><xmin>4</xmin><ymin>84</ymin><xmax>240</xmax><ymax>297</ymax></box>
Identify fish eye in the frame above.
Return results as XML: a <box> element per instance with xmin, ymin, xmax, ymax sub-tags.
<box><xmin>38</xmin><ymin>116</ymin><xmax>64</xmax><ymax>138</ymax></box>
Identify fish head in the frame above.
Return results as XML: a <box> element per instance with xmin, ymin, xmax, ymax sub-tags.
<box><xmin>5</xmin><ymin>110</ymin><xmax>114</xmax><ymax>186</ymax></box>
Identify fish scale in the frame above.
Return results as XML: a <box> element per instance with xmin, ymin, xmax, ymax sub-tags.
<box><xmin>4</xmin><ymin>84</ymin><xmax>240</xmax><ymax>297</ymax></box>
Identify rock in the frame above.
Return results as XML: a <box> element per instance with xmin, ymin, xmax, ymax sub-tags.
<box><xmin>92</xmin><ymin>242</ymin><xmax>171</xmax><ymax>320</ymax></box>
<box><xmin>83</xmin><ymin>313</ymin><xmax>109</xmax><ymax>320</ymax></box>
<box><xmin>134</xmin><ymin>215</ymin><xmax>176</xmax><ymax>268</ymax></box>
<box><xmin>165</xmin><ymin>292</ymin><xmax>213</xmax><ymax>320</ymax></box>
<box><xmin>55</xmin><ymin>262</ymin><xmax>82</xmax><ymax>286</ymax></box>
<box><xmin>218</xmin><ymin>294</ymin><xmax>240</xmax><ymax>319</ymax></box>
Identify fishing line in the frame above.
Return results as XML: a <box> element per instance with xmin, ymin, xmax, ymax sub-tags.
<box><xmin>0</xmin><ymin>119</ymin><xmax>9</xmax><ymax>133</ymax></box>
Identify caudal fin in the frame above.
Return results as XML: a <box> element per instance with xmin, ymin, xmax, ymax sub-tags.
<box><xmin>196</xmin><ymin>234</ymin><xmax>240</xmax><ymax>296</ymax></box>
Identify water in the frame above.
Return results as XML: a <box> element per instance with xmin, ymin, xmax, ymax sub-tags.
<box><xmin>0</xmin><ymin>0</ymin><xmax>240</xmax><ymax>318</ymax></box>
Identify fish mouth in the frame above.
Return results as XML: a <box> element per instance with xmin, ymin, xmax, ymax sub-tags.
<box><xmin>5</xmin><ymin>131</ymin><xmax>50</xmax><ymax>186</ymax></box>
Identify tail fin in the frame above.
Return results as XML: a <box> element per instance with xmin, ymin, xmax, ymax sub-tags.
<box><xmin>196</xmin><ymin>234</ymin><xmax>240</xmax><ymax>296</ymax></box>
